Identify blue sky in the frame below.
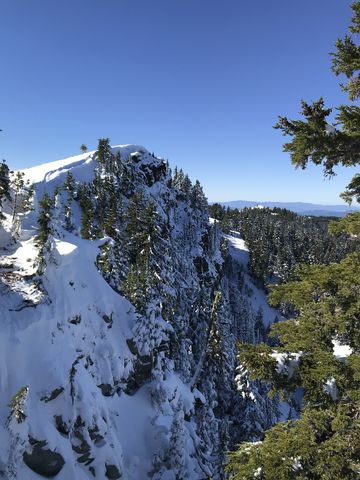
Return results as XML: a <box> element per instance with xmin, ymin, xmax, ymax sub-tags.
<box><xmin>1</xmin><ymin>0</ymin><xmax>358</xmax><ymax>204</ymax></box>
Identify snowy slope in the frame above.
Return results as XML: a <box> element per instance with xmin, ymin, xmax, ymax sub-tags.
<box><xmin>224</xmin><ymin>232</ymin><xmax>280</xmax><ymax>327</ymax></box>
<box><xmin>1</xmin><ymin>233</ymin><xmax>135</xmax><ymax>479</ymax></box>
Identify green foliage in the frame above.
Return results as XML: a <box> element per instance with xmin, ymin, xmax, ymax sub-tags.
<box><xmin>35</xmin><ymin>193</ymin><xmax>53</xmax><ymax>247</ymax></box>
<box><xmin>80</xmin><ymin>144</ymin><xmax>88</xmax><ymax>153</ymax></box>
<box><xmin>96</xmin><ymin>138</ymin><xmax>112</xmax><ymax>168</ymax></box>
<box><xmin>172</xmin><ymin>167</ymin><xmax>205</xmax><ymax>204</ymax></box>
<box><xmin>206</xmin><ymin>292</ymin><xmax>224</xmax><ymax>363</ymax></box>
<box><xmin>11</xmin><ymin>171</ymin><xmax>25</xmax><ymax>223</ymax></box>
<box><xmin>269</xmin><ymin>254</ymin><xmax>360</xmax><ymax>353</ymax></box>
<box><xmin>274</xmin><ymin>98</ymin><xmax>360</xmax><ymax>178</ymax></box>
<box><xmin>228</xmin><ymin>4</ymin><xmax>360</xmax><ymax>477</ymax></box>
<box><xmin>331</xmin><ymin>2</ymin><xmax>360</xmax><ymax>100</ymax></box>
<box><xmin>209</xmin><ymin>203</ymin><xmax>227</xmax><ymax>222</ymax></box>
<box><xmin>78</xmin><ymin>184</ymin><xmax>96</xmax><ymax>239</ymax></box>
<box><xmin>9</xmin><ymin>386</ymin><xmax>29</xmax><ymax>423</ymax></box>
<box><xmin>34</xmin><ymin>192</ymin><xmax>53</xmax><ymax>272</ymax></box>
<box><xmin>227</xmin><ymin>405</ymin><xmax>360</xmax><ymax>479</ymax></box>
<box><xmin>274</xmin><ymin>3</ymin><xmax>360</xmax><ymax>203</ymax></box>
<box><xmin>190</xmin><ymin>179</ymin><xmax>208</xmax><ymax>211</ymax></box>
<box><xmin>341</xmin><ymin>172</ymin><xmax>360</xmax><ymax>204</ymax></box>
<box><xmin>63</xmin><ymin>171</ymin><xmax>76</xmax><ymax>193</ymax></box>
<box><xmin>0</xmin><ymin>160</ymin><xmax>10</xmax><ymax>219</ymax></box>
<box><xmin>229</xmin><ymin>254</ymin><xmax>360</xmax><ymax>477</ymax></box>
<box><xmin>329</xmin><ymin>211</ymin><xmax>360</xmax><ymax>236</ymax></box>
<box><xmin>224</xmin><ymin>206</ymin><xmax>356</xmax><ymax>286</ymax></box>
<box><xmin>122</xmin><ymin>192</ymin><xmax>162</xmax><ymax>311</ymax></box>
<box><xmin>21</xmin><ymin>182</ymin><xmax>35</xmax><ymax>212</ymax></box>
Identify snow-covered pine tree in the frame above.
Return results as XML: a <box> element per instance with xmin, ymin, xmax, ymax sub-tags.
<box><xmin>0</xmin><ymin>160</ymin><xmax>10</xmax><ymax>220</ymax></box>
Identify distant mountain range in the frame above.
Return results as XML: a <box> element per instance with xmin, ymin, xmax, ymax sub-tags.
<box><xmin>217</xmin><ymin>200</ymin><xmax>360</xmax><ymax>217</ymax></box>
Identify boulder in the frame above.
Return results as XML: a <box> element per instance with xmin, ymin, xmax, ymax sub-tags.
<box><xmin>23</xmin><ymin>440</ymin><xmax>64</xmax><ymax>477</ymax></box>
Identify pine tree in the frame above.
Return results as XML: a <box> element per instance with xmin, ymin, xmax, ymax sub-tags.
<box><xmin>11</xmin><ymin>171</ymin><xmax>25</xmax><ymax>223</ymax></box>
<box><xmin>228</xmin><ymin>255</ymin><xmax>360</xmax><ymax>478</ymax></box>
<box><xmin>102</xmin><ymin>176</ymin><xmax>119</xmax><ymax>238</ymax></box>
<box><xmin>190</xmin><ymin>180</ymin><xmax>208</xmax><ymax>212</ymax></box>
<box><xmin>122</xmin><ymin>193</ymin><xmax>165</xmax><ymax>311</ymax></box>
<box><xmin>8</xmin><ymin>386</ymin><xmax>29</xmax><ymax>423</ymax></box>
<box><xmin>34</xmin><ymin>193</ymin><xmax>53</xmax><ymax>272</ymax></box>
<box><xmin>167</xmin><ymin>404</ymin><xmax>187</xmax><ymax>479</ymax></box>
<box><xmin>0</xmin><ymin>160</ymin><xmax>10</xmax><ymax>198</ymax></box>
<box><xmin>181</xmin><ymin>174</ymin><xmax>192</xmax><ymax>200</ymax></box>
<box><xmin>274</xmin><ymin>3</ymin><xmax>360</xmax><ymax>232</ymax></box>
<box><xmin>63</xmin><ymin>171</ymin><xmax>76</xmax><ymax>194</ymax></box>
<box><xmin>21</xmin><ymin>181</ymin><xmax>35</xmax><ymax>213</ymax></box>
<box><xmin>35</xmin><ymin>193</ymin><xmax>53</xmax><ymax>247</ymax></box>
<box><xmin>0</xmin><ymin>160</ymin><xmax>10</xmax><ymax>220</ymax></box>
<box><xmin>96</xmin><ymin>138</ymin><xmax>112</xmax><ymax>170</ymax></box>
<box><xmin>228</xmin><ymin>3</ymin><xmax>360</xmax><ymax>478</ymax></box>
<box><xmin>78</xmin><ymin>184</ymin><xmax>96</xmax><ymax>239</ymax></box>
<box><xmin>172</xmin><ymin>167</ymin><xmax>184</xmax><ymax>190</ymax></box>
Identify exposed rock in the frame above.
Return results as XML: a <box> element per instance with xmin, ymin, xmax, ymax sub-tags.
<box><xmin>71</xmin><ymin>429</ymin><xmax>90</xmax><ymax>455</ymax></box>
<box><xmin>125</xmin><ymin>338</ymin><xmax>154</xmax><ymax>394</ymax></box>
<box><xmin>125</xmin><ymin>355</ymin><xmax>153</xmax><ymax>395</ymax></box>
<box><xmin>23</xmin><ymin>439</ymin><xmax>65</xmax><ymax>477</ymax></box>
<box><xmin>68</xmin><ymin>314</ymin><xmax>81</xmax><ymax>325</ymax></box>
<box><xmin>88</xmin><ymin>425</ymin><xmax>105</xmax><ymax>444</ymax></box>
<box><xmin>105</xmin><ymin>463</ymin><xmax>121</xmax><ymax>479</ymax></box>
<box><xmin>102</xmin><ymin>313</ymin><xmax>113</xmax><ymax>328</ymax></box>
<box><xmin>140</xmin><ymin>160</ymin><xmax>167</xmax><ymax>187</ymax></box>
<box><xmin>41</xmin><ymin>387</ymin><xmax>64</xmax><ymax>403</ymax></box>
<box><xmin>54</xmin><ymin>415</ymin><xmax>69</xmax><ymax>436</ymax></box>
<box><xmin>77</xmin><ymin>452</ymin><xmax>94</xmax><ymax>465</ymax></box>
<box><xmin>98</xmin><ymin>383</ymin><xmax>114</xmax><ymax>396</ymax></box>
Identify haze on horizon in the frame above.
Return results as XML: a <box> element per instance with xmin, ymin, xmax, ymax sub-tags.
<box><xmin>1</xmin><ymin>0</ymin><xmax>358</xmax><ymax>205</ymax></box>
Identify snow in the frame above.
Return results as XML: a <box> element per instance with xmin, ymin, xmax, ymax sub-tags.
<box><xmin>325</xmin><ymin>123</ymin><xmax>336</xmax><ymax>135</ymax></box>
<box><xmin>292</xmin><ymin>457</ymin><xmax>302</xmax><ymax>472</ymax></box>
<box><xmin>269</xmin><ymin>352</ymin><xmax>301</xmax><ymax>378</ymax></box>
<box><xmin>21</xmin><ymin>151</ymin><xmax>95</xmax><ymax>184</ymax></box>
<box><xmin>0</xmin><ymin>226</ymin><xmax>138</xmax><ymax>478</ymax></box>
<box><xmin>54</xmin><ymin>238</ymin><xmax>77</xmax><ymax>256</ymax></box>
<box><xmin>254</xmin><ymin>467</ymin><xmax>262</xmax><ymax>478</ymax></box>
<box><xmin>332</xmin><ymin>339</ymin><xmax>352</xmax><ymax>360</ymax></box>
<box><xmin>323</xmin><ymin>377</ymin><xmax>338</xmax><ymax>401</ymax></box>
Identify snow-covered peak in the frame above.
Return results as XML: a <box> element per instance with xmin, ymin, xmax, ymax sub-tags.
<box><xmin>21</xmin><ymin>144</ymin><xmax>154</xmax><ymax>186</ymax></box>
<box><xmin>21</xmin><ymin>151</ymin><xmax>95</xmax><ymax>184</ymax></box>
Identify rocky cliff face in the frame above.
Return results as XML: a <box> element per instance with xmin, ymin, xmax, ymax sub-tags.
<box><xmin>0</xmin><ymin>144</ymin><xmax>279</xmax><ymax>479</ymax></box>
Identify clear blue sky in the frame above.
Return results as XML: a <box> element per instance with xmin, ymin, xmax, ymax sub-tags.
<box><xmin>1</xmin><ymin>0</ymin><xmax>358</xmax><ymax>204</ymax></box>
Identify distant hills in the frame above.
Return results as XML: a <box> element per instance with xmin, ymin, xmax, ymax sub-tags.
<box><xmin>217</xmin><ymin>200</ymin><xmax>360</xmax><ymax>217</ymax></box>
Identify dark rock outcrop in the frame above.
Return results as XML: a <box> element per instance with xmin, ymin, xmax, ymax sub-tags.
<box><xmin>23</xmin><ymin>438</ymin><xmax>65</xmax><ymax>477</ymax></box>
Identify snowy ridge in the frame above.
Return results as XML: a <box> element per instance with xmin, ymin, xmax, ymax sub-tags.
<box><xmin>21</xmin><ymin>146</ymin><xmax>153</xmax><ymax>198</ymax></box>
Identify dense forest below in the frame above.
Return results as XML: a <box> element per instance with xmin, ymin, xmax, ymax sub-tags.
<box><xmin>209</xmin><ymin>203</ymin><xmax>359</xmax><ymax>286</ymax></box>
